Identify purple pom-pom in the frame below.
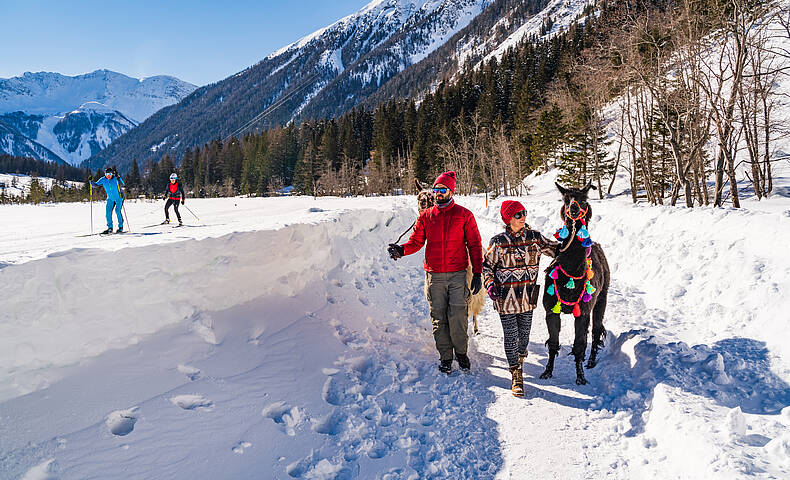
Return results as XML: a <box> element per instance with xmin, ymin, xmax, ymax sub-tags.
<box><xmin>550</xmin><ymin>267</ymin><xmax>559</xmax><ymax>280</ymax></box>
<box><xmin>582</xmin><ymin>293</ymin><xmax>592</xmax><ymax>302</ymax></box>
<box><xmin>585</xmin><ymin>246</ymin><xmax>592</xmax><ymax>257</ymax></box>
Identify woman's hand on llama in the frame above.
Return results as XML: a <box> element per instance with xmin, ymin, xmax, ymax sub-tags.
<box><xmin>487</xmin><ymin>284</ymin><xmax>499</xmax><ymax>300</ymax></box>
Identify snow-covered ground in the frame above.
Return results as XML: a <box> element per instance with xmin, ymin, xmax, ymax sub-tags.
<box><xmin>0</xmin><ymin>173</ymin><xmax>82</xmax><ymax>198</ymax></box>
<box><xmin>1</xmin><ymin>165</ymin><xmax>789</xmax><ymax>478</ymax></box>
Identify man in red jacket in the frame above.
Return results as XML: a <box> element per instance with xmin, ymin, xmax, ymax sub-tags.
<box><xmin>388</xmin><ymin>171</ymin><xmax>483</xmax><ymax>374</ymax></box>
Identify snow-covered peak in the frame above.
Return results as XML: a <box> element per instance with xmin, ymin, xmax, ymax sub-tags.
<box><xmin>71</xmin><ymin>101</ymin><xmax>116</xmax><ymax>115</ymax></box>
<box><xmin>266</xmin><ymin>0</ymin><xmax>435</xmax><ymax>60</ymax></box>
<box><xmin>0</xmin><ymin>70</ymin><xmax>197</xmax><ymax>123</ymax></box>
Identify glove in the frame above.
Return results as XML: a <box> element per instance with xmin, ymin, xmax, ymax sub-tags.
<box><xmin>487</xmin><ymin>284</ymin><xmax>499</xmax><ymax>300</ymax></box>
<box><xmin>181</xmin><ymin>200</ymin><xmax>185</xmax><ymax>205</ymax></box>
<box><xmin>387</xmin><ymin>243</ymin><xmax>404</xmax><ymax>260</ymax></box>
<box><xmin>470</xmin><ymin>273</ymin><xmax>482</xmax><ymax>295</ymax></box>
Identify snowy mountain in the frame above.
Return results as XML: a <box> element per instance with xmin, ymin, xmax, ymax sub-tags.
<box><xmin>89</xmin><ymin>0</ymin><xmax>570</xmax><ymax>172</ymax></box>
<box><xmin>0</xmin><ymin>70</ymin><xmax>196</xmax><ymax>165</ymax></box>
<box><xmin>0</xmin><ymin>118</ymin><xmax>63</xmax><ymax>164</ymax></box>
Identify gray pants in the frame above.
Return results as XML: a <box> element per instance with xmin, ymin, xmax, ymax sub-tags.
<box><xmin>426</xmin><ymin>270</ymin><xmax>469</xmax><ymax>361</ymax></box>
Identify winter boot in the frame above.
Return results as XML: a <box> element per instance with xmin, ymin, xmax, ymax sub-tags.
<box><xmin>101</xmin><ymin>228</ymin><xmax>113</xmax><ymax>234</ymax></box>
<box><xmin>439</xmin><ymin>359</ymin><xmax>453</xmax><ymax>374</ymax></box>
<box><xmin>509</xmin><ymin>365</ymin><xmax>524</xmax><ymax>396</ymax></box>
<box><xmin>161</xmin><ymin>219</ymin><xmax>170</xmax><ymax>225</ymax></box>
<box><xmin>178</xmin><ymin>219</ymin><xmax>183</xmax><ymax>226</ymax></box>
<box><xmin>115</xmin><ymin>227</ymin><xmax>123</xmax><ymax>233</ymax></box>
<box><xmin>575</xmin><ymin>359</ymin><xmax>587</xmax><ymax>385</ymax></box>
<box><xmin>518</xmin><ymin>352</ymin><xmax>528</xmax><ymax>366</ymax></box>
<box><xmin>456</xmin><ymin>353</ymin><xmax>471</xmax><ymax>372</ymax></box>
<box><xmin>540</xmin><ymin>348</ymin><xmax>558</xmax><ymax>379</ymax></box>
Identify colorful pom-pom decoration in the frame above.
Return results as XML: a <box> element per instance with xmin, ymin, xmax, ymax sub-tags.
<box><xmin>578</xmin><ymin>226</ymin><xmax>589</xmax><ymax>238</ymax></box>
<box><xmin>572</xmin><ymin>303</ymin><xmax>581</xmax><ymax>317</ymax></box>
<box><xmin>586</xmin><ymin>283</ymin><xmax>595</xmax><ymax>294</ymax></box>
<box><xmin>581</xmin><ymin>237</ymin><xmax>593</xmax><ymax>247</ymax></box>
<box><xmin>582</xmin><ymin>293</ymin><xmax>592</xmax><ymax>302</ymax></box>
<box><xmin>559</xmin><ymin>225</ymin><xmax>569</xmax><ymax>239</ymax></box>
<box><xmin>554</xmin><ymin>231</ymin><xmax>561</xmax><ymax>239</ymax></box>
<box><xmin>550</xmin><ymin>267</ymin><xmax>559</xmax><ymax>280</ymax></box>
<box><xmin>552</xmin><ymin>301</ymin><xmax>562</xmax><ymax>314</ymax></box>
<box><xmin>585</xmin><ymin>246</ymin><xmax>592</xmax><ymax>257</ymax></box>
<box><xmin>547</xmin><ymin>284</ymin><xmax>555</xmax><ymax>295</ymax></box>
<box><xmin>587</xmin><ymin>269</ymin><xmax>594</xmax><ymax>280</ymax></box>
<box><xmin>565</xmin><ymin>279</ymin><xmax>576</xmax><ymax>289</ymax></box>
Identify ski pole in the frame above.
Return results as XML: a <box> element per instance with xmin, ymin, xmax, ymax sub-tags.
<box><xmin>183</xmin><ymin>204</ymin><xmax>200</xmax><ymax>222</ymax></box>
<box><xmin>117</xmin><ymin>175</ymin><xmax>131</xmax><ymax>232</ymax></box>
<box><xmin>89</xmin><ymin>182</ymin><xmax>93</xmax><ymax>235</ymax></box>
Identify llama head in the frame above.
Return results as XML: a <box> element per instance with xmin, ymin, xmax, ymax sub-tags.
<box><xmin>556</xmin><ymin>181</ymin><xmax>595</xmax><ymax>225</ymax></box>
<box><xmin>415</xmin><ymin>178</ymin><xmax>435</xmax><ymax>212</ymax></box>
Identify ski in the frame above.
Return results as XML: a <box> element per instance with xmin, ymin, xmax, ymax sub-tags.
<box><xmin>143</xmin><ymin>221</ymin><xmax>171</xmax><ymax>229</ymax></box>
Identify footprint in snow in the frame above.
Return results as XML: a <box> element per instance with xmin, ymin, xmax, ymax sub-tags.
<box><xmin>262</xmin><ymin>401</ymin><xmax>306</xmax><ymax>436</ymax></box>
<box><xmin>170</xmin><ymin>394</ymin><xmax>213</xmax><ymax>410</ymax></box>
<box><xmin>177</xmin><ymin>364</ymin><xmax>201</xmax><ymax>381</ymax></box>
<box><xmin>106</xmin><ymin>407</ymin><xmax>139</xmax><ymax>436</ymax></box>
<box><xmin>232</xmin><ymin>441</ymin><xmax>252</xmax><ymax>454</ymax></box>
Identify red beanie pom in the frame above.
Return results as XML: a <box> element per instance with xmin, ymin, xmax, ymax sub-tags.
<box><xmin>434</xmin><ymin>171</ymin><xmax>457</xmax><ymax>193</ymax></box>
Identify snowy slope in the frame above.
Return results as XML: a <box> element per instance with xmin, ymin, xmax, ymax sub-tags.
<box><xmin>0</xmin><ymin>119</ymin><xmax>64</xmax><ymax>164</ymax></box>
<box><xmin>0</xmin><ymin>173</ymin><xmax>82</xmax><ymax>198</ymax></box>
<box><xmin>0</xmin><ymin>70</ymin><xmax>196</xmax><ymax>165</ymax></box>
<box><xmin>475</xmin><ymin>0</ymin><xmax>593</xmax><ymax>65</ymax></box>
<box><xmin>1</xmin><ymin>166</ymin><xmax>789</xmax><ymax>478</ymax></box>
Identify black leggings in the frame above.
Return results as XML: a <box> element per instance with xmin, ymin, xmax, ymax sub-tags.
<box><xmin>499</xmin><ymin>312</ymin><xmax>533</xmax><ymax>367</ymax></box>
<box><xmin>165</xmin><ymin>198</ymin><xmax>182</xmax><ymax>221</ymax></box>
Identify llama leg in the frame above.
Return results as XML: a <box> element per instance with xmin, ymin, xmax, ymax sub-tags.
<box><xmin>587</xmin><ymin>289</ymin><xmax>608</xmax><ymax>369</ymax></box>
<box><xmin>473</xmin><ymin>315</ymin><xmax>478</xmax><ymax>335</ymax></box>
<box><xmin>540</xmin><ymin>313</ymin><xmax>561</xmax><ymax>379</ymax></box>
<box><xmin>573</xmin><ymin>314</ymin><xmax>591</xmax><ymax>385</ymax></box>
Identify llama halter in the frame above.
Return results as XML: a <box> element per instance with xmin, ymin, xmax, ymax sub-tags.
<box><xmin>549</xmin><ymin>209</ymin><xmax>596</xmax><ymax>317</ymax></box>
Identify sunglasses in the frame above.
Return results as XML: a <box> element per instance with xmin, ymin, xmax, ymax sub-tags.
<box><xmin>512</xmin><ymin>210</ymin><xmax>527</xmax><ymax>220</ymax></box>
<box><xmin>432</xmin><ymin>187</ymin><xmax>449</xmax><ymax>194</ymax></box>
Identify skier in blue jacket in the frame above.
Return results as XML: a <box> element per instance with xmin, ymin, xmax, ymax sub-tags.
<box><xmin>90</xmin><ymin>168</ymin><xmax>125</xmax><ymax>234</ymax></box>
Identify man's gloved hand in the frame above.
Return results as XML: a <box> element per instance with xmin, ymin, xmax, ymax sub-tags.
<box><xmin>487</xmin><ymin>284</ymin><xmax>499</xmax><ymax>300</ymax></box>
<box><xmin>387</xmin><ymin>243</ymin><xmax>404</xmax><ymax>260</ymax></box>
<box><xmin>470</xmin><ymin>273</ymin><xmax>482</xmax><ymax>295</ymax></box>
<box><xmin>181</xmin><ymin>199</ymin><xmax>185</xmax><ymax>205</ymax></box>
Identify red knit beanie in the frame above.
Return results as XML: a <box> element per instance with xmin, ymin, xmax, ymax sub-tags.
<box><xmin>433</xmin><ymin>171</ymin><xmax>457</xmax><ymax>193</ymax></box>
<box><xmin>501</xmin><ymin>200</ymin><xmax>526</xmax><ymax>225</ymax></box>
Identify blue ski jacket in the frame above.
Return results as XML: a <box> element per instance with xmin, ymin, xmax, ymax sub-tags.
<box><xmin>92</xmin><ymin>176</ymin><xmax>125</xmax><ymax>201</ymax></box>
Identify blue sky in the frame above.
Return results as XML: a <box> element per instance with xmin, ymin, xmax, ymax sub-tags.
<box><xmin>0</xmin><ymin>0</ymin><xmax>369</xmax><ymax>86</ymax></box>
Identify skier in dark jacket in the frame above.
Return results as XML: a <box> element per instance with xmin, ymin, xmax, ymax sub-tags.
<box><xmin>163</xmin><ymin>173</ymin><xmax>185</xmax><ymax>225</ymax></box>
<box><xmin>90</xmin><ymin>168</ymin><xmax>125</xmax><ymax>234</ymax></box>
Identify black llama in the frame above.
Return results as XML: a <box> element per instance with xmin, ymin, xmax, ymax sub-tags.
<box><xmin>540</xmin><ymin>182</ymin><xmax>611</xmax><ymax>385</ymax></box>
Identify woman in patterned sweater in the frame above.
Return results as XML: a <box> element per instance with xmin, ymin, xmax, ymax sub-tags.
<box><xmin>483</xmin><ymin>200</ymin><xmax>558</xmax><ymax>396</ymax></box>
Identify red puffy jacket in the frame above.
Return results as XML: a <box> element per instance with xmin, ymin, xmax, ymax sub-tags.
<box><xmin>402</xmin><ymin>200</ymin><xmax>483</xmax><ymax>274</ymax></box>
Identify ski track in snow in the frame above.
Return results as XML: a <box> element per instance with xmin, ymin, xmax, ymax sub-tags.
<box><xmin>1</xmin><ymin>184</ymin><xmax>789</xmax><ymax>478</ymax></box>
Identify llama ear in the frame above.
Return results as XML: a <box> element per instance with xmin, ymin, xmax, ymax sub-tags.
<box><xmin>583</xmin><ymin>181</ymin><xmax>597</xmax><ymax>194</ymax></box>
<box><xmin>414</xmin><ymin>178</ymin><xmax>424</xmax><ymax>193</ymax></box>
<box><xmin>555</xmin><ymin>182</ymin><xmax>569</xmax><ymax>196</ymax></box>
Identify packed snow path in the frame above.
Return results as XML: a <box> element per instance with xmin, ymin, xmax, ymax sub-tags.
<box><xmin>1</xmin><ymin>182</ymin><xmax>789</xmax><ymax>478</ymax></box>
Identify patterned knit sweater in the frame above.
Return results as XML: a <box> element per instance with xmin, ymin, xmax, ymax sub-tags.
<box><xmin>483</xmin><ymin>226</ymin><xmax>558</xmax><ymax>314</ymax></box>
